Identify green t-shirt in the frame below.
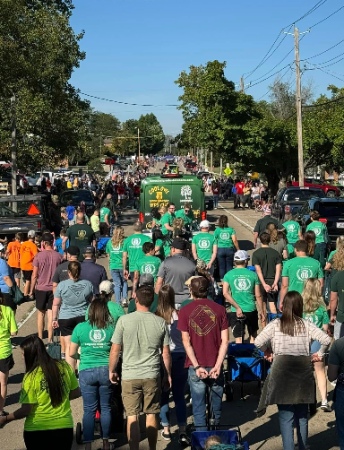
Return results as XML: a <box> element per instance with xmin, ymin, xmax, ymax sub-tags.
<box><xmin>306</xmin><ymin>221</ymin><xmax>328</xmax><ymax>244</ymax></box>
<box><xmin>327</xmin><ymin>249</ymin><xmax>336</xmax><ymax>263</ymax></box>
<box><xmin>71</xmin><ymin>321</ymin><xmax>115</xmax><ymax>371</ymax></box>
<box><xmin>192</xmin><ymin>232</ymin><xmax>216</xmax><ymax>263</ymax></box>
<box><xmin>134</xmin><ymin>255</ymin><xmax>161</xmax><ymax>280</ymax></box>
<box><xmin>0</xmin><ymin>305</ymin><xmax>18</xmax><ymax>359</ymax></box>
<box><xmin>331</xmin><ymin>271</ymin><xmax>344</xmax><ymax>323</ymax></box>
<box><xmin>155</xmin><ymin>238</ymin><xmax>165</xmax><ymax>259</ymax></box>
<box><xmin>19</xmin><ymin>361</ymin><xmax>79</xmax><ymax>431</ymax></box>
<box><xmin>100</xmin><ymin>207</ymin><xmax>111</xmax><ymax>223</ymax></box>
<box><xmin>214</xmin><ymin>227</ymin><xmax>236</xmax><ymax>248</ymax></box>
<box><xmin>66</xmin><ymin>224</ymin><xmax>95</xmax><ymax>261</ymax></box>
<box><xmin>85</xmin><ymin>301</ymin><xmax>125</xmax><ymax>326</ymax></box>
<box><xmin>180</xmin><ymin>298</ymin><xmax>193</xmax><ymax>308</ymax></box>
<box><xmin>282</xmin><ymin>256</ymin><xmax>324</xmax><ymax>293</ymax></box>
<box><xmin>161</xmin><ymin>212</ymin><xmax>175</xmax><ymax>236</ymax></box>
<box><xmin>303</xmin><ymin>305</ymin><xmax>329</xmax><ymax>329</ymax></box>
<box><xmin>175</xmin><ymin>209</ymin><xmax>194</xmax><ymax>226</ymax></box>
<box><xmin>123</xmin><ymin>234</ymin><xmax>152</xmax><ymax>272</ymax></box>
<box><xmin>128</xmin><ymin>293</ymin><xmax>158</xmax><ymax>313</ymax></box>
<box><xmin>106</xmin><ymin>240</ymin><xmax>124</xmax><ymax>270</ymax></box>
<box><xmin>223</xmin><ymin>267</ymin><xmax>261</xmax><ymax>312</ymax></box>
<box><xmin>282</xmin><ymin>220</ymin><xmax>301</xmax><ymax>244</ymax></box>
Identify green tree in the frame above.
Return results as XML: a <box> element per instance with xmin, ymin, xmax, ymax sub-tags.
<box><xmin>137</xmin><ymin>114</ymin><xmax>165</xmax><ymax>155</ymax></box>
<box><xmin>111</xmin><ymin>119</ymin><xmax>139</xmax><ymax>155</ymax></box>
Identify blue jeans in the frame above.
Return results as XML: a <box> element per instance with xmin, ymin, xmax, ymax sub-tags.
<box><xmin>217</xmin><ymin>247</ymin><xmax>235</xmax><ymax>279</ymax></box>
<box><xmin>278</xmin><ymin>404</ymin><xmax>308</xmax><ymax>450</ymax></box>
<box><xmin>79</xmin><ymin>366</ymin><xmax>112</xmax><ymax>442</ymax></box>
<box><xmin>160</xmin><ymin>353</ymin><xmax>188</xmax><ymax>427</ymax></box>
<box><xmin>334</xmin><ymin>384</ymin><xmax>344</xmax><ymax>449</ymax></box>
<box><xmin>111</xmin><ymin>269</ymin><xmax>128</xmax><ymax>304</ymax></box>
<box><xmin>188</xmin><ymin>367</ymin><xmax>224</xmax><ymax>430</ymax></box>
<box><xmin>213</xmin><ymin>195</ymin><xmax>219</xmax><ymax>208</ymax></box>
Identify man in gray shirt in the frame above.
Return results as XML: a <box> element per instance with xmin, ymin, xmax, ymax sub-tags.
<box><xmin>155</xmin><ymin>238</ymin><xmax>196</xmax><ymax>306</ymax></box>
<box><xmin>109</xmin><ymin>285</ymin><xmax>171</xmax><ymax>450</ymax></box>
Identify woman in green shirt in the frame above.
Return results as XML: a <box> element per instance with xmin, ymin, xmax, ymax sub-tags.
<box><xmin>106</xmin><ymin>226</ymin><xmax>128</xmax><ymax>306</ymax></box>
<box><xmin>0</xmin><ymin>335</ymin><xmax>80</xmax><ymax>450</ymax></box>
<box><xmin>214</xmin><ymin>215</ymin><xmax>239</xmax><ymax>279</ymax></box>
<box><xmin>306</xmin><ymin>210</ymin><xmax>329</xmax><ymax>268</ymax></box>
<box><xmin>70</xmin><ymin>297</ymin><xmax>117</xmax><ymax>450</ymax></box>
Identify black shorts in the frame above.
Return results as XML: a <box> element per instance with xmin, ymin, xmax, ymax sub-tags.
<box><xmin>35</xmin><ymin>290</ymin><xmax>53</xmax><ymax>311</ymax></box>
<box><xmin>230</xmin><ymin>310</ymin><xmax>259</xmax><ymax>338</ymax></box>
<box><xmin>3</xmin><ymin>292</ymin><xmax>16</xmax><ymax>312</ymax></box>
<box><xmin>58</xmin><ymin>316</ymin><xmax>85</xmax><ymax>336</ymax></box>
<box><xmin>22</xmin><ymin>270</ymin><xmax>33</xmax><ymax>282</ymax></box>
<box><xmin>0</xmin><ymin>354</ymin><xmax>14</xmax><ymax>373</ymax></box>
<box><xmin>260</xmin><ymin>284</ymin><xmax>278</xmax><ymax>304</ymax></box>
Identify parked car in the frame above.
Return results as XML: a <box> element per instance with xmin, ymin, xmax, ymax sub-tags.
<box><xmin>271</xmin><ymin>187</ymin><xmax>325</xmax><ymax>221</ymax></box>
<box><xmin>59</xmin><ymin>189</ymin><xmax>95</xmax><ymax>215</ymax></box>
<box><xmin>294</xmin><ymin>198</ymin><xmax>344</xmax><ymax>247</ymax></box>
<box><xmin>288</xmin><ymin>180</ymin><xmax>340</xmax><ymax>197</ymax></box>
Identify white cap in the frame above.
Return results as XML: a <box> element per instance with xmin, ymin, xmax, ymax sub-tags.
<box><xmin>99</xmin><ymin>280</ymin><xmax>114</xmax><ymax>295</ymax></box>
<box><xmin>234</xmin><ymin>250</ymin><xmax>250</xmax><ymax>261</ymax></box>
<box><xmin>28</xmin><ymin>230</ymin><xmax>36</xmax><ymax>238</ymax></box>
<box><xmin>199</xmin><ymin>220</ymin><xmax>210</xmax><ymax>229</ymax></box>
<box><xmin>0</xmin><ymin>243</ymin><xmax>4</xmax><ymax>251</ymax></box>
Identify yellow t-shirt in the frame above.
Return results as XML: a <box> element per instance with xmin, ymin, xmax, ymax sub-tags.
<box><xmin>0</xmin><ymin>305</ymin><xmax>18</xmax><ymax>359</ymax></box>
<box><xmin>66</xmin><ymin>181</ymin><xmax>73</xmax><ymax>189</ymax></box>
<box><xmin>19</xmin><ymin>361</ymin><xmax>79</xmax><ymax>431</ymax></box>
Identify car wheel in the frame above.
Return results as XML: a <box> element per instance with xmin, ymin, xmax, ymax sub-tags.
<box><xmin>327</xmin><ymin>190</ymin><xmax>335</xmax><ymax>198</ymax></box>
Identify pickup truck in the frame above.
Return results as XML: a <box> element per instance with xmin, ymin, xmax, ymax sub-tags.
<box><xmin>288</xmin><ymin>180</ymin><xmax>340</xmax><ymax>197</ymax></box>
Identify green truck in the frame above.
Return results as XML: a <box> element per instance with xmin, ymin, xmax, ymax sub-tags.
<box><xmin>139</xmin><ymin>174</ymin><xmax>210</xmax><ymax>230</ymax></box>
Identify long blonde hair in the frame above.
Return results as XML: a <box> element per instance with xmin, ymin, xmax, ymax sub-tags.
<box><xmin>302</xmin><ymin>278</ymin><xmax>326</xmax><ymax>313</ymax></box>
<box><xmin>267</xmin><ymin>222</ymin><xmax>278</xmax><ymax>244</ymax></box>
<box><xmin>156</xmin><ymin>284</ymin><xmax>175</xmax><ymax>324</ymax></box>
<box><xmin>332</xmin><ymin>236</ymin><xmax>344</xmax><ymax>271</ymax></box>
<box><xmin>111</xmin><ymin>226</ymin><xmax>125</xmax><ymax>247</ymax></box>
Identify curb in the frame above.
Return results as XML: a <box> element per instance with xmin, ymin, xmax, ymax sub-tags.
<box><xmin>218</xmin><ymin>203</ymin><xmax>254</xmax><ymax>232</ymax></box>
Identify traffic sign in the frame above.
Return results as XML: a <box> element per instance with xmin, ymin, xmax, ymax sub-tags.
<box><xmin>224</xmin><ymin>167</ymin><xmax>232</xmax><ymax>176</ymax></box>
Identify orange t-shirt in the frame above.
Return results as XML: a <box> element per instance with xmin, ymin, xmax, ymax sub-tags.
<box><xmin>20</xmin><ymin>240</ymin><xmax>38</xmax><ymax>271</ymax></box>
<box><xmin>7</xmin><ymin>241</ymin><xmax>21</xmax><ymax>269</ymax></box>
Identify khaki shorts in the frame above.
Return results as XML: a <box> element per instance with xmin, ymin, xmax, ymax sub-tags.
<box><xmin>122</xmin><ymin>377</ymin><xmax>161</xmax><ymax>416</ymax></box>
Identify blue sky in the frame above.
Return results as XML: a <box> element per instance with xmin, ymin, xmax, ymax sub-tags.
<box><xmin>70</xmin><ymin>0</ymin><xmax>344</xmax><ymax>135</ymax></box>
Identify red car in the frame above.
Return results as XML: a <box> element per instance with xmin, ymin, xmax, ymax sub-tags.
<box><xmin>288</xmin><ymin>181</ymin><xmax>340</xmax><ymax>198</ymax></box>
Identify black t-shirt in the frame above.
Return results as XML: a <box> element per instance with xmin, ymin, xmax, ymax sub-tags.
<box><xmin>253</xmin><ymin>216</ymin><xmax>279</xmax><ymax>235</ymax></box>
<box><xmin>66</xmin><ymin>224</ymin><xmax>95</xmax><ymax>261</ymax></box>
<box><xmin>252</xmin><ymin>247</ymin><xmax>282</xmax><ymax>280</ymax></box>
<box><xmin>52</xmin><ymin>261</ymin><xmax>69</xmax><ymax>284</ymax></box>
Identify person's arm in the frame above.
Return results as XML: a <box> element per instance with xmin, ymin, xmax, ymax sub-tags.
<box><xmin>122</xmin><ymin>251</ymin><xmax>128</xmax><ymax>278</ymax></box>
<box><xmin>161</xmin><ymin>344</ymin><xmax>172</xmax><ymax>389</ymax></box>
<box><xmin>328</xmin><ymin>364</ymin><xmax>339</xmax><ymax>382</ymax></box>
<box><xmin>207</xmin><ymin>244</ymin><xmax>217</xmax><ymax>269</ymax></box>
<box><xmin>0</xmin><ymin>404</ymin><xmax>33</xmax><ymax>427</ymax></box>
<box><xmin>255</xmin><ymin>284</ymin><xmax>264</xmax><ymax>322</ymax></box>
<box><xmin>3</xmin><ymin>275</ymin><xmax>13</xmax><ymax>289</ymax></box>
<box><xmin>318</xmin><ymin>277</ymin><xmax>324</xmax><ymax>289</ymax></box>
<box><xmin>69</xmin><ymin>387</ymin><xmax>81</xmax><ymax>400</ymax></box>
<box><xmin>164</xmin><ymin>223</ymin><xmax>174</xmax><ymax>232</ymax></box>
<box><xmin>253</xmin><ymin>231</ymin><xmax>258</xmax><ymax>248</ymax></box>
<box><xmin>254</xmin><ymin>322</ymin><xmax>274</xmax><ymax>351</ymax></box>
<box><xmin>69</xmin><ymin>342</ymin><xmax>80</xmax><ymax>360</ymax></box>
<box><xmin>132</xmin><ymin>270</ymin><xmax>139</xmax><ymax>295</ymax></box>
<box><xmin>254</xmin><ymin>265</ymin><xmax>270</xmax><ymax>292</ymax></box>
<box><xmin>109</xmin><ymin>343</ymin><xmax>121</xmax><ymax>384</ymax></box>
<box><xmin>222</xmin><ymin>281</ymin><xmax>244</xmax><ymax>317</ymax></box>
<box><xmin>271</xmin><ymin>263</ymin><xmax>282</xmax><ymax>291</ymax></box>
<box><xmin>104</xmin><ymin>213</ymin><xmax>110</xmax><ymax>227</ymax></box>
<box><xmin>52</xmin><ymin>297</ymin><xmax>62</xmax><ymax>329</ymax></box>
<box><xmin>181</xmin><ymin>331</ymin><xmax>208</xmax><ymax>379</ymax></box>
<box><xmin>29</xmin><ymin>266</ymin><xmax>38</xmax><ymax>296</ymax></box>
<box><xmin>155</xmin><ymin>276</ymin><xmax>163</xmax><ymax>295</ymax></box>
<box><xmin>279</xmin><ymin>277</ymin><xmax>289</xmax><ymax>310</ymax></box>
<box><xmin>52</xmin><ymin>281</ymin><xmax>58</xmax><ymax>294</ymax></box>
<box><xmin>330</xmin><ymin>291</ymin><xmax>338</xmax><ymax>324</ymax></box>
<box><xmin>62</xmin><ymin>236</ymin><xmax>69</xmax><ymax>251</ymax></box>
<box><xmin>209</xmin><ymin>328</ymin><xmax>229</xmax><ymax>379</ymax></box>
<box><xmin>231</xmin><ymin>234</ymin><xmax>240</xmax><ymax>251</ymax></box>
<box><xmin>191</xmin><ymin>243</ymin><xmax>197</xmax><ymax>261</ymax></box>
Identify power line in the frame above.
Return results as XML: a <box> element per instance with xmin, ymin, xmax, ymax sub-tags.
<box><xmin>257</xmin><ymin>66</ymin><xmax>294</xmax><ymax>100</ymax></box>
<box><xmin>79</xmin><ymin>92</ymin><xmax>179</xmax><ymax>107</ymax></box>
<box><xmin>284</xmin><ymin>0</ymin><xmax>328</xmax><ymax>28</ymax></box>
<box><xmin>248</xmin><ymin>63</ymin><xmax>292</xmax><ymax>88</ymax></box>
<box><xmin>301</xmin><ymin>38</ymin><xmax>344</xmax><ymax>60</ymax></box>
<box><xmin>308</xmin><ymin>4</ymin><xmax>344</xmax><ymax>29</ymax></box>
<box><xmin>303</xmin><ymin>94</ymin><xmax>344</xmax><ymax>108</ymax></box>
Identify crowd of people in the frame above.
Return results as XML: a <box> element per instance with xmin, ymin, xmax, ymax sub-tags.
<box><xmin>0</xmin><ymin>181</ymin><xmax>344</xmax><ymax>450</ymax></box>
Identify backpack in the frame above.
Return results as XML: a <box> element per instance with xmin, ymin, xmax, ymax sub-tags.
<box><xmin>231</xmin><ymin>186</ymin><xmax>237</xmax><ymax>194</ymax></box>
<box><xmin>66</xmin><ymin>205</ymin><xmax>75</xmax><ymax>221</ymax></box>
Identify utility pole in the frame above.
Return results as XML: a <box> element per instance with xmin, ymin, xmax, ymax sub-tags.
<box><xmin>220</xmin><ymin>158</ymin><xmax>223</xmax><ymax>176</ymax></box>
<box><xmin>210</xmin><ymin>151</ymin><xmax>213</xmax><ymax>171</ymax></box>
<box><xmin>294</xmin><ymin>26</ymin><xmax>304</xmax><ymax>187</ymax></box>
<box><xmin>10</xmin><ymin>95</ymin><xmax>17</xmax><ymax>197</ymax></box>
<box><xmin>240</xmin><ymin>76</ymin><xmax>245</xmax><ymax>93</ymax></box>
<box><xmin>137</xmin><ymin>127</ymin><xmax>141</xmax><ymax>160</ymax></box>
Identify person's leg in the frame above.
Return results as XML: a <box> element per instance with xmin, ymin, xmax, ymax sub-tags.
<box><xmin>146</xmin><ymin>414</ymin><xmax>158</xmax><ymax>450</ymax></box>
<box><xmin>0</xmin><ymin>370</ymin><xmax>9</xmax><ymax>414</ymax></box>
<box><xmin>46</xmin><ymin>308</ymin><xmax>53</xmax><ymax>342</ymax></box>
<box><xmin>334</xmin><ymin>385</ymin><xmax>344</xmax><ymax>449</ymax></box>
<box><xmin>188</xmin><ymin>367</ymin><xmax>207</xmax><ymax>430</ymax></box>
<box><xmin>79</xmin><ymin>370</ymin><xmax>97</xmax><ymax>449</ymax></box>
<box><xmin>120</xmin><ymin>271</ymin><xmax>128</xmax><ymax>303</ymax></box>
<box><xmin>278</xmin><ymin>404</ymin><xmax>296</xmax><ymax>450</ymax></box>
<box><xmin>37</xmin><ymin>309</ymin><xmax>46</xmax><ymax>340</ymax></box>
<box><xmin>226</xmin><ymin>248</ymin><xmax>234</xmax><ymax>273</ymax></box>
<box><xmin>294</xmin><ymin>403</ymin><xmax>309</xmax><ymax>450</ymax></box>
<box><xmin>171</xmin><ymin>353</ymin><xmax>188</xmax><ymax>431</ymax></box>
<box><xmin>23</xmin><ymin>280</ymin><xmax>30</xmax><ymax>297</ymax></box>
<box><xmin>314</xmin><ymin>360</ymin><xmax>328</xmax><ymax>405</ymax></box>
<box><xmin>111</xmin><ymin>269</ymin><xmax>122</xmax><ymax>304</ymax></box>
<box><xmin>217</xmin><ymin>248</ymin><xmax>226</xmax><ymax>280</ymax></box>
<box><xmin>127</xmin><ymin>415</ymin><xmax>140</xmax><ymax>450</ymax></box>
<box><xmin>63</xmin><ymin>335</ymin><xmax>75</xmax><ymax>370</ymax></box>
<box><xmin>209</xmin><ymin>371</ymin><xmax>224</xmax><ymax>425</ymax></box>
<box><xmin>98</xmin><ymin>366</ymin><xmax>112</xmax><ymax>450</ymax></box>
<box><xmin>159</xmin><ymin>387</ymin><xmax>170</xmax><ymax>435</ymax></box>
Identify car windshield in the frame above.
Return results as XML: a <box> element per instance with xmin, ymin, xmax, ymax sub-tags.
<box><xmin>60</xmin><ymin>191</ymin><xmax>94</xmax><ymax>205</ymax></box>
<box><xmin>317</xmin><ymin>202</ymin><xmax>344</xmax><ymax>217</ymax></box>
<box><xmin>0</xmin><ymin>200</ymin><xmax>41</xmax><ymax>217</ymax></box>
<box><xmin>284</xmin><ymin>189</ymin><xmax>325</xmax><ymax>201</ymax></box>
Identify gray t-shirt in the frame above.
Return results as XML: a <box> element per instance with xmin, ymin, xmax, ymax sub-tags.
<box><xmin>111</xmin><ymin>311</ymin><xmax>169</xmax><ymax>380</ymax></box>
<box><xmin>157</xmin><ymin>255</ymin><xmax>196</xmax><ymax>302</ymax></box>
<box><xmin>55</xmin><ymin>279</ymin><xmax>94</xmax><ymax>319</ymax></box>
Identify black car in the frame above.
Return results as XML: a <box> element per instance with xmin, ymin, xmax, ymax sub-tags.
<box><xmin>59</xmin><ymin>189</ymin><xmax>95</xmax><ymax>215</ymax></box>
<box><xmin>271</xmin><ymin>187</ymin><xmax>325</xmax><ymax>221</ymax></box>
<box><xmin>294</xmin><ymin>198</ymin><xmax>344</xmax><ymax>246</ymax></box>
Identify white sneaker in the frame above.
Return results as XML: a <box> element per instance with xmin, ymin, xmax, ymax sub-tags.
<box><xmin>320</xmin><ymin>401</ymin><xmax>332</xmax><ymax>412</ymax></box>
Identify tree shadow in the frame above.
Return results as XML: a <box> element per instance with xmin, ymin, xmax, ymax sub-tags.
<box><xmin>238</xmin><ymin>239</ymin><xmax>254</xmax><ymax>251</ymax></box>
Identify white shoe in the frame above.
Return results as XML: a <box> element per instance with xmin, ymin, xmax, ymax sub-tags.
<box><xmin>320</xmin><ymin>401</ymin><xmax>332</xmax><ymax>412</ymax></box>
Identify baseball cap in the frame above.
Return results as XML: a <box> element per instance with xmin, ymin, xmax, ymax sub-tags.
<box><xmin>42</xmin><ymin>232</ymin><xmax>54</xmax><ymax>243</ymax></box>
<box><xmin>99</xmin><ymin>280</ymin><xmax>114</xmax><ymax>295</ymax></box>
<box><xmin>84</xmin><ymin>246</ymin><xmax>96</xmax><ymax>255</ymax></box>
<box><xmin>234</xmin><ymin>250</ymin><xmax>250</xmax><ymax>261</ymax></box>
<box><xmin>185</xmin><ymin>275</ymin><xmax>202</xmax><ymax>286</ymax></box>
<box><xmin>0</xmin><ymin>243</ymin><xmax>4</xmax><ymax>252</ymax></box>
<box><xmin>28</xmin><ymin>230</ymin><xmax>36</xmax><ymax>238</ymax></box>
<box><xmin>67</xmin><ymin>245</ymin><xmax>80</xmax><ymax>256</ymax></box>
<box><xmin>171</xmin><ymin>238</ymin><xmax>187</xmax><ymax>251</ymax></box>
<box><xmin>199</xmin><ymin>220</ymin><xmax>210</xmax><ymax>228</ymax></box>
<box><xmin>139</xmin><ymin>273</ymin><xmax>154</xmax><ymax>286</ymax></box>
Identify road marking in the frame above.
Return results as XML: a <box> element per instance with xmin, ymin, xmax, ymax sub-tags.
<box><xmin>218</xmin><ymin>204</ymin><xmax>254</xmax><ymax>232</ymax></box>
<box><xmin>17</xmin><ymin>306</ymin><xmax>37</xmax><ymax>330</ymax></box>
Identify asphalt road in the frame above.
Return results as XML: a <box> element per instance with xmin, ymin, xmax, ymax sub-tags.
<box><xmin>1</xmin><ymin>166</ymin><xmax>341</xmax><ymax>450</ymax></box>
